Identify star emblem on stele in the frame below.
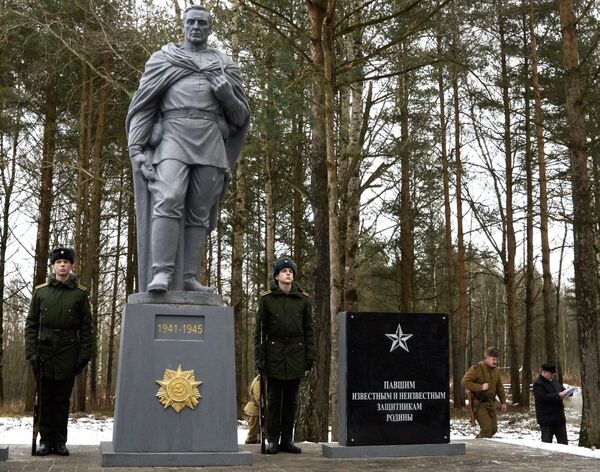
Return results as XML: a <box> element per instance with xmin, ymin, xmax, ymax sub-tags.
<box><xmin>385</xmin><ymin>323</ymin><xmax>413</xmax><ymax>352</ymax></box>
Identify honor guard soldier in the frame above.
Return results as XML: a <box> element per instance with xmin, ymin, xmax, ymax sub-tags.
<box><xmin>461</xmin><ymin>346</ymin><xmax>508</xmax><ymax>438</ymax></box>
<box><xmin>255</xmin><ymin>256</ymin><xmax>316</xmax><ymax>454</ymax></box>
<box><xmin>25</xmin><ymin>247</ymin><xmax>93</xmax><ymax>456</ymax></box>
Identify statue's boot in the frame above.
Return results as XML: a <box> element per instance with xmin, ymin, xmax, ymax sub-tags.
<box><xmin>147</xmin><ymin>218</ymin><xmax>179</xmax><ymax>293</ymax></box>
<box><xmin>183</xmin><ymin>226</ymin><xmax>215</xmax><ymax>293</ymax></box>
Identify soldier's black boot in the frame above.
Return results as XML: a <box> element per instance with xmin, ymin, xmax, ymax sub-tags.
<box><xmin>36</xmin><ymin>442</ymin><xmax>52</xmax><ymax>456</ymax></box>
<box><xmin>279</xmin><ymin>440</ymin><xmax>301</xmax><ymax>453</ymax></box>
<box><xmin>54</xmin><ymin>443</ymin><xmax>69</xmax><ymax>456</ymax></box>
<box><xmin>265</xmin><ymin>441</ymin><xmax>279</xmax><ymax>454</ymax></box>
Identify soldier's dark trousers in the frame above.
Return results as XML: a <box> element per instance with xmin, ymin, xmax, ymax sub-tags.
<box><xmin>266</xmin><ymin>377</ymin><xmax>300</xmax><ymax>443</ymax></box>
<box><xmin>541</xmin><ymin>423</ymin><xmax>568</xmax><ymax>444</ymax></box>
<box><xmin>40</xmin><ymin>376</ymin><xmax>75</xmax><ymax>445</ymax></box>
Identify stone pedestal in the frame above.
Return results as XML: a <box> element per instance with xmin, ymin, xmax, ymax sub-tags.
<box><xmin>322</xmin><ymin>312</ymin><xmax>465</xmax><ymax>459</ymax></box>
<box><xmin>101</xmin><ymin>296</ymin><xmax>251</xmax><ymax>467</ymax></box>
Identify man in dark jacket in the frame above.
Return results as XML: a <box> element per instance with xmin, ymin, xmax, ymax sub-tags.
<box><xmin>533</xmin><ymin>362</ymin><xmax>570</xmax><ymax>444</ymax></box>
<box><xmin>255</xmin><ymin>256</ymin><xmax>316</xmax><ymax>454</ymax></box>
<box><xmin>25</xmin><ymin>247</ymin><xmax>93</xmax><ymax>456</ymax></box>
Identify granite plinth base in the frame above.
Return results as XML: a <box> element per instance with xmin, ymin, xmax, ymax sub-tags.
<box><xmin>102</xmin><ymin>302</ymin><xmax>247</xmax><ymax>466</ymax></box>
<box><xmin>322</xmin><ymin>442</ymin><xmax>465</xmax><ymax>458</ymax></box>
<box><xmin>100</xmin><ymin>442</ymin><xmax>252</xmax><ymax>467</ymax></box>
<box><xmin>0</xmin><ymin>446</ymin><xmax>8</xmax><ymax>461</ymax></box>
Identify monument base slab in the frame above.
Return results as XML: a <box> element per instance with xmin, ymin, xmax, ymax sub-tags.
<box><xmin>100</xmin><ymin>442</ymin><xmax>252</xmax><ymax>467</ymax></box>
<box><xmin>102</xmin><ymin>302</ymin><xmax>248</xmax><ymax>467</ymax></box>
<box><xmin>322</xmin><ymin>442</ymin><xmax>465</xmax><ymax>459</ymax></box>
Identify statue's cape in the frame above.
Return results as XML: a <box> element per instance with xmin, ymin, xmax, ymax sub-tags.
<box><xmin>126</xmin><ymin>42</ymin><xmax>249</xmax><ymax>183</ymax></box>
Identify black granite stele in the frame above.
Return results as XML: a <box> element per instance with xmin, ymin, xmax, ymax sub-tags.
<box><xmin>322</xmin><ymin>312</ymin><xmax>465</xmax><ymax>458</ymax></box>
<box><xmin>0</xmin><ymin>446</ymin><xmax>8</xmax><ymax>461</ymax></box>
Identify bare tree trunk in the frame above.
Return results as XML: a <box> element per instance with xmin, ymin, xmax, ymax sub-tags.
<box><xmin>438</xmin><ymin>35</ymin><xmax>458</xmax><ymax>405</ymax></box>
<box><xmin>529</xmin><ymin>0</ymin><xmax>557</xmax><ymax>365</ymax></box>
<box><xmin>296</xmin><ymin>0</ymin><xmax>331</xmax><ymax>443</ymax></box>
<box><xmin>558</xmin><ymin>0</ymin><xmax>600</xmax><ymax>448</ymax></box>
<box><xmin>521</xmin><ymin>2</ymin><xmax>533</xmax><ymax>406</ymax></box>
<box><xmin>105</xmin><ymin>171</ymin><xmax>125</xmax><ymax>406</ymax></box>
<box><xmin>0</xmin><ymin>120</ymin><xmax>19</xmax><ymax>405</ymax></box>
<box><xmin>292</xmin><ymin>116</ymin><xmax>305</xmax><ymax>268</ymax></box>
<box><xmin>398</xmin><ymin>70</ymin><xmax>414</xmax><ymax>312</ymax></box>
<box><xmin>321</xmin><ymin>0</ymin><xmax>341</xmax><ymax>441</ymax></box>
<box><xmin>264</xmin><ymin>147</ymin><xmax>275</xmax><ymax>284</ymax></box>
<box><xmin>344</xmin><ymin>81</ymin><xmax>370</xmax><ymax>312</ymax></box>
<box><xmin>231</xmin><ymin>0</ymin><xmax>247</xmax><ymax>414</ymax></box>
<box><xmin>75</xmin><ymin>63</ymin><xmax>91</xmax><ymax>277</ymax></box>
<box><xmin>33</xmin><ymin>73</ymin><xmax>58</xmax><ymax>286</ymax></box>
<box><xmin>498</xmin><ymin>0</ymin><xmax>520</xmax><ymax>402</ymax></box>
<box><xmin>452</xmin><ymin>67</ymin><xmax>467</xmax><ymax>408</ymax></box>
<box><xmin>87</xmin><ymin>69</ymin><xmax>108</xmax><ymax>409</ymax></box>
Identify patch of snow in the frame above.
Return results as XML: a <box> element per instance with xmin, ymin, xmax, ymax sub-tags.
<box><xmin>0</xmin><ymin>416</ymin><xmax>249</xmax><ymax>445</ymax></box>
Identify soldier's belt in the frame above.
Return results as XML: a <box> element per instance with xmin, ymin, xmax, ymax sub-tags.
<box><xmin>41</xmin><ymin>328</ymin><xmax>78</xmax><ymax>337</ymax></box>
<box><xmin>163</xmin><ymin>108</ymin><xmax>225</xmax><ymax>123</ymax></box>
<box><xmin>473</xmin><ymin>391</ymin><xmax>492</xmax><ymax>403</ymax></box>
<box><xmin>268</xmin><ymin>336</ymin><xmax>304</xmax><ymax>344</ymax></box>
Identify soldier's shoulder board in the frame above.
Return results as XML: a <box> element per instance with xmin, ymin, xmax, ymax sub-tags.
<box><xmin>76</xmin><ymin>284</ymin><xmax>88</xmax><ymax>291</ymax></box>
<box><xmin>34</xmin><ymin>282</ymin><xmax>48</xmax><ymax>290</ymax></box>
<box><xmin>260</xmin><ymin>290</ymin><xmax>271</xmax><ymax>298</ymax></box>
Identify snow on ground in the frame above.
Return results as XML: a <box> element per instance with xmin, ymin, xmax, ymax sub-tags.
<box><xmin>1</xmin><ymin>391</ymin><xmax>597</xmax><ymax>459</ymax></box>
<box><xmin>0</xmin><ymin>416</ymin><xmax>249</xmax><ymax>446</ymax></box>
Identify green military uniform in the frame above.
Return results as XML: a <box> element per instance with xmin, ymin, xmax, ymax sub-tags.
<box><xmin>25</xmin><ymin>274</ymin><xmax>93</xmax><ymax>448</ymax></box>
<box><xmin>461</xmin><ymin>361</ymin><xmax>506</xmax><ymax>438</ymax></box>
<box><xmin>255</xmin><ymin>280</ymin><xmax>316</xmax><ymax>447</ymax></box>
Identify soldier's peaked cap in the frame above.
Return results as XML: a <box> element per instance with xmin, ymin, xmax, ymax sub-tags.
<box><xmin>50</xmin><ymin>247</ymin><xmax>75</xmax><ymax>264</ymax></box>
<box><xmin>272</xmin><ymin>256</ymin><xmax>297</xmax><ymax>278</ymax></box>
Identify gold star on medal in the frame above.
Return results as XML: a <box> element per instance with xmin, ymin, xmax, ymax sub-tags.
<box><xmin>385</xmin><ymin>323</ymin><xmax>413</xmax><ymax>352</ymax></box>
<box><xmin>156</xmin><ymin>365</ymin><xmax>202</xmax><ymax>413</ymax></box>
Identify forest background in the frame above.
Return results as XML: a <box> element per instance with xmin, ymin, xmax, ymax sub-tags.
<box><xmin>1</xmin><ymin>0</ymin><xmax>600</xmax><ymax>448</ymax></box>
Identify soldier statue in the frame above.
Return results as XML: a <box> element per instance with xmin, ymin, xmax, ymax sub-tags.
<box><xmin>126</xmin><ymin>4</ymin><xmax>249</xmax><ymax>293</ymax></box>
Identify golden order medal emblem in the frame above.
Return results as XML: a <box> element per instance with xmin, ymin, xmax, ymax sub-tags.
<box><xmin>156</xmin><ymin>365</ymin><xmax>202</xmax><ymax>412</ymax></box>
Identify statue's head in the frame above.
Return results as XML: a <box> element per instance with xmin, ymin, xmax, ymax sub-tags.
<box><xmin>182</xmin><ymin>5</ymin><xmax>211</xmax><ymax>46</ymax></box>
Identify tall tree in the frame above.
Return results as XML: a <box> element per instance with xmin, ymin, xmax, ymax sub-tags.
<box><xmin>520</xmin><ymin>0</ymin><xmax>533</xmax><ymax>407</ymax></box>
<box><xmin>497</xmin><ymin>0</ymin><xmax>520</xmax><ymax>403</ymax></box>
<box><xmin>0</xmin><ymin>116</ymin><xmax>20</xmax><ymax>405</ymax></box>
<box><xmin>437</xmin><ymin>33</ymin><xmax>458</xmax><ymax>404</ymax></box>
<box><xmin>557</xmin><ymin>0</ymin><xmax>600</xmax><ymax>448</ymax></box>
<box><xmin>529</xmin><ymin>0</ymin><xmax>557</xmax><ymax>366</ymax></box>
<box><xmin>302</xmin><ymin>0</ymin><xmax>332</xmax><ymax>442</ymax></box>
<box><xmin>451</xmin><ymin>32</ymin><xmax>467</xmax><ymax>409</ymax></box>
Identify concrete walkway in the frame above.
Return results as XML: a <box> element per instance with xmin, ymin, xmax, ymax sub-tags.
<box><xmin>1</xmin><ymin>440</ymin><xmax>598</xmax><ymax>471</ymax></box>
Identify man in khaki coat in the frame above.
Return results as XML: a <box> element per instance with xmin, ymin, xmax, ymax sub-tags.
<box><xmin>461</xmin><ymin>346</ymin><xmax>508</xmax><ymax>438</ymax></box>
